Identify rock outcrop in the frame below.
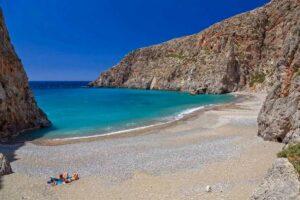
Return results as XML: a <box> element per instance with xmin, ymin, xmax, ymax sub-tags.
<box><xmin>257</xmin><ymin>7</ymin><xmax>299</xmax><ymax>143</ymax></box>
<box><xmin>0</xmin><ymin>153</ymin><xmax>12</xmax><ymax>176</ymax></box>
<box><xmin>251</xmin><ymin>158</ymin><xmax>300</xmax><ymax>200</ymax></box>
<box><xmin>90</xmin><ymin>0</ymin><xmax>300</xmax><ymax>95</ymax></box>
<box><xmin>258</xmin><ymin>70</ymin><xmax>299</xmax><ymax>143</ymax></box>
<box><xmin>0</xmin><ymin>10</ymin><xmax>51</xmax><ymax>142</ymax></box>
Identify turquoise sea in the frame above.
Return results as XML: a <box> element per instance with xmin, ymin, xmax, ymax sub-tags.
<box><xmin>24</xmin><ymin>81</ymin><xmax>234</xmax><ymax>139</ymax></box>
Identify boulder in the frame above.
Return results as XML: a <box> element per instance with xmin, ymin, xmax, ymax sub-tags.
<box><xmin>251</xmin><ymin>158</ymin><xmax>300</xmax><ymax>200</ymax></box>
<box><xmin>0</xmin><ymin>153</ymin><xmax>12</xmax><ymax>176</ymax></box>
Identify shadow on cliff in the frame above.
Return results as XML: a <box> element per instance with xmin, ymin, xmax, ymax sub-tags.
<box><xmin>0</xmin><ymin>126</ymin><xmax>57</xmax><ymax>190</ymax></box>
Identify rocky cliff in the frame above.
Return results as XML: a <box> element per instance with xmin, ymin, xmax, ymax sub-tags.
<box><xmin>90</xmin><ymin>0</ymin><xmax>299</xmax><ymax>95</ymax></box>
<box><xmin>257</xmin><ymin>2</ymin><xmax>299</xmax><ymax>143</ymax></box>
<box><xmin>0</xmin><ymin>10</ymin><xmax>51</xmax><ymax>142</ymax></box>
<box><xmin>258</xmin><ymin>68</ymin><xmax>299</xmax><ymax>143</ymax></box>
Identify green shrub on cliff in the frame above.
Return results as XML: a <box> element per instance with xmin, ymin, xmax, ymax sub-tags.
<box><xmin>166</xmin><ymin>53</ymin><xmax>186</xmax><ymax>60</ymax></box>
<box><xmin>277</xmin><ymin>143</ymin><xmax>300</xmax><ymax>174</ymax></box>
<box><xmin>250</xmin><ymin>72</ymin><xmax>266</xmax><ymax>87</ymax></box>
<box><xmin>295</xmin><ymin>68</ymin><xmax>300</xmax><ymax>77</ymax></box>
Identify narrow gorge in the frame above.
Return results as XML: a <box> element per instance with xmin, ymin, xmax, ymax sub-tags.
<box><xmin>0</xmin><ymin>0</ymin><xmax>299</xmax><ymax>198</ymax></box>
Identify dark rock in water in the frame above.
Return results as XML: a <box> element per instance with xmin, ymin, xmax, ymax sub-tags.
<box><xmin>0</xmin><ymin>153</ymin><xmax>12</xmax><ymax>176</ymax></box>
<box><xmin>90</xmin><ymin>0</ymin><xmax>300</xmax><ymax>95</ymax></box>
<box><xmin>251</xmin><ymin>158</ymin><xmax>300</xmax><ymax>200</ymax></box>
<box><xmin>0</xmin><ymin>10</ymin><xmax>51</xmax><ymax>141</ymax></box>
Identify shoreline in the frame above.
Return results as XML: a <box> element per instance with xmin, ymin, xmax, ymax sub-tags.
<box><xmin>0</xmin><ymin>91</ymin><xmax>283</xmax><ymax>200</ymax></box>
<box><xmin>31</xmin><ymin>92</ymin><xmax>248</xmax><ymax>146</ymax></box>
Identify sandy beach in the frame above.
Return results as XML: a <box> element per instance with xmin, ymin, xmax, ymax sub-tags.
<box><xmin>0</xmin><ymin>92</ymin><xmax>283</xmax><ymax>200</ymax></box>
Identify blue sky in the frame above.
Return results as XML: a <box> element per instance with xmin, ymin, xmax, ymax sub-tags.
<box><xmin>1</xmin><ymin>0</ymin><xmax>269</xmax><ymax>81</ymax></box>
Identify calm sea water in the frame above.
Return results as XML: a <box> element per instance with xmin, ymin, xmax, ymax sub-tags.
<box><xmin>24</xmin><ymin>81</ymin><xmax>234</xmax><ymax>139</ymax></box>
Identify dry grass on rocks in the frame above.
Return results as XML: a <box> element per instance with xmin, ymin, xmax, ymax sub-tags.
<box><xmin>278</xmin><ymin>143</ymin><xmax>300</xmax><ymax>175</ymax></box>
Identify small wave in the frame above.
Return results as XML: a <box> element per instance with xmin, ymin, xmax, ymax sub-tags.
<box><xmin>51</xmin><ymin>105</ymin><xmax>211</xmax><ymax>141</ymax></box>
<box><xmin>52</xmin><ymin>123</ymin><xmax>164</xmax><ymax>141</ymax></box>
<box><xmin>174</xmin><ymin>106</ymin><xmax>206</xmax><ymax>120</ymax></box>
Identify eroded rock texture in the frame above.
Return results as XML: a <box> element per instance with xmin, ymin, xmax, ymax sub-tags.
<box><xmin>90</xmin><ymin>0</ymin><xmax>300</xmax><ymax>95</ymax></box>
<box><xmin>258</xmin><ymin>71</ymin><xmax>299</xmax><ymax>143</ymax></box>
<box><xmin>0</xmin><ymin>153</ymin><xmax>12</xmax><ymax>176</ymax></box>
<box><xmin>251</xmin><ymin>158</ymin><xmax>300</xmax><ymax>200</ymax></box>
<box><xmin>257</xmin><ymin>6</ymin><xmax>300</xmax><ymax>143</ymax></box>
<box><xmin>0</xmin><ymin>10</ymin><xmax>51</xmax><ymax>142</ymax></box>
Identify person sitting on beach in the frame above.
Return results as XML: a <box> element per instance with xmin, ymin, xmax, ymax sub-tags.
<box><xmin>47</xmin><ymin>172</ymin><xmax>79</xmax><ymax>186</ymax></box>
<box><xmin>71</xmin><ymin>172</ymin><xmax>79</xmax><ymax>181</ymax></box>
<box><xmin>47</xmin><ymin>175</ymin><xmax>63</xmax><ymax>186</ymax></box>
<box><xmin>62</xmin><ymin>172</ymin><xmax>71</xmax><ymax>183</ymax></box>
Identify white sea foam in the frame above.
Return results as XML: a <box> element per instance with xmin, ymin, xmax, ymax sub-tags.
<box><xmin>52</xmin><ymin>122</ymin><xmax>164</xmax><ymax>141</ymax></box>
<box><xmin>174</xmin><ymin>105</ymin><xmax>206</xmax><ymax>120</ymax></box>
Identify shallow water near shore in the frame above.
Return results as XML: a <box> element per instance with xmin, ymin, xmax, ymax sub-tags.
<box><xmin>21</xmin><ymin>81</ymin><xmax>234</xmax><ymax>140</ymax></box>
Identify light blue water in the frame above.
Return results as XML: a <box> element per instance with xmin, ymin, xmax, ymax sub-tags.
<box><xmin>24</xmin><ymin>81</ymin><xmax>234</xmax><ymax>139</ymax></box>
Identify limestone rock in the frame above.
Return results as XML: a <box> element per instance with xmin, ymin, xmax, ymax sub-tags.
<box><xmin>258</xmin><ymin>73</ymin><xmax>300</xmax><ymax>143</ymax></box>
<box><xmin>90</xmin><ymin>0</ymin><xmax>300</xmax><ymax>95</ymax></box>
<box><xmin>0</xmin><ymin>153</ymin><xmax>12</xmax><ymax>176</ymax></box>
<box><xmin>0</xmin><ymin>10</ymin><xmax>51</xmax><ymax>141</ymax></box>
<box><xmin>251</xmin><ymin>158</ymin><xmax>300</xmax><ymax>200</ymax></box>
<box><xmin>257</xmin><ymin>15</ymin><xmax>300</xmax><ymax>143</ymax></box>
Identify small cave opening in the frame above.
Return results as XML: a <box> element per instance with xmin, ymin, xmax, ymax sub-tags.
<box><xmin>276</xmin><ymin>137</ymin><xmax>283</xmax><ymax>143</ymax></box>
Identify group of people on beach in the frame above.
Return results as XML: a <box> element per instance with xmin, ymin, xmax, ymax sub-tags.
<box><xmin>47</xmin><ymin>172</ymin><xmax>79</xmax><ymax>186</ymax></box>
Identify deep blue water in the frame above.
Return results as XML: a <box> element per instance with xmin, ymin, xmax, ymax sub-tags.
<box><xmin>25</xmin><ymin>81</ymin><xmax>234</xmax><ymax>139</ymax></box>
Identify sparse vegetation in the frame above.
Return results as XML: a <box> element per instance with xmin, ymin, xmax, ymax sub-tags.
<box><xmin>295</xmin><ymin>68</ymin><xmax>300</xmax><ymax>77</ymax></box>
<box><xmin>202</xmin><ymin>46</ymin><xmax>211</xmax><ymax>54</ymax></box>
<box><xmin>277</xmin><ymin>143</ymin><xmax>300</xmax><ymax>175</ymax></box>
<box><xmin>250</xmin><ymin>72</ymin><xmax>266</xmax><ymax>87</ymax></box>
<box><xmin>166</xmin><ymin>53</ymin><xmax>186</xmax><ymax>60</ymax></box>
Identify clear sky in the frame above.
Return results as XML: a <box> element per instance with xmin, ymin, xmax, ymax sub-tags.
<box><xmin>1</xmin><ymin>0</ymin><xmax>269</xmax><ymax>81</ymax></box>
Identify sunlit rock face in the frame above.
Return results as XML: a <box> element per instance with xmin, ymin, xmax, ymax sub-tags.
<box><xmin>257</xmin><ymin>0</ymin><xmax>300</xmax><ymax>144</ymax></box>
<box><xmin>0</xmin><ymin>10</ymin><xmax>51</xmax><ymax>142</ymax></box>
<box><xmin>258</xmin><ymin>63</ymin><xmax>299</xmax><ymax>144</ymax></box>
<box><xmin>90</xmin><ymin>0</ymin><xmax>299</xmax><ymax>95</ymax></box>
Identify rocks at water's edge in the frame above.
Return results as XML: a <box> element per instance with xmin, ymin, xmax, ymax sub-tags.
<box><xmin>251</xmin><ymin>158</ymin><xmax>300</xmax><ymax>200</ymax></box>
<box><xmin>90</xmin><ymin>0</ymin><xmax>299</xmax><ymax>95</ymax></box>
<box><xmin>0</xmin><ymin>153</ymin><xmax>12</xmax><ymax>176</ymax></box>
<box><xmin>0</xmin><ymin>10</ymin><xmax>51</xmax><ymax>142</ymax></box>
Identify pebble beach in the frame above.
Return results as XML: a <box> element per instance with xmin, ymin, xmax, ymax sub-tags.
<box><xmin>0</xmin><ymin>92</ymin><xmax>283</xmax><ymax>199</ymax></box>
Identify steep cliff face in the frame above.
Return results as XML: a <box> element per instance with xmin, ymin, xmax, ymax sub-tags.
<box><xmin>90</xmin><ymin>0</ymin><xmax>299</xmax><ymax>94</ymax></box>
<box><xmin>0</xmin><ymin>10</ymin><xmax>51</xmax><ymax>142</ymax></box>
<box><xmin>258</xmin><ymin>56</ymin><xmax>299</xmax><ymax>143</ymax></box>
<box><xmin>257</xmin><ymin>0</ymin><xmax>299</xmax><ymax>143</ymax></box>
